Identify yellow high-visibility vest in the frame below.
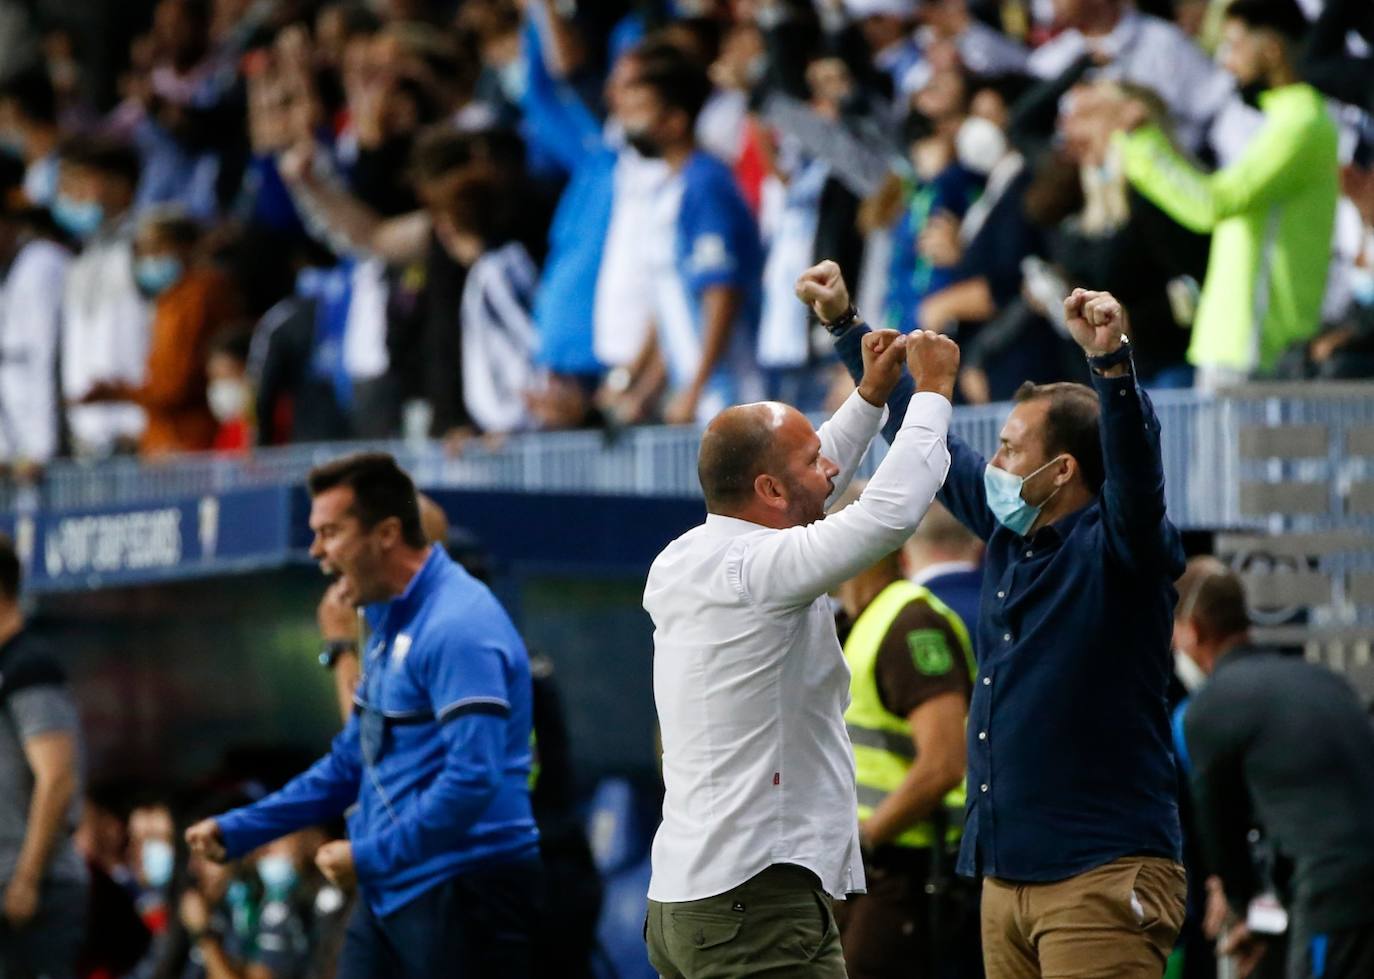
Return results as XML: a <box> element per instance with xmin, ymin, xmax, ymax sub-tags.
<box><xmin>843</xmin><ymin>580</ymin><xmax>975</xmax><ymax>849</ymax></box>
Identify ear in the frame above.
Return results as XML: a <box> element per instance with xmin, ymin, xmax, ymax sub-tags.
<box><xmin>754</xmin><ymin>472</ymin><xmax>788</xmax><ymax>511</ymax></box>
<box><xmin>374</xmin><ymin>515</ymin><xmax>403</xmax><ymax>550</ymax></box>
<box><xmin>1054</xmin><ymin>454</ymin><xmax>1077</xmax><ymax>487</ymax></box>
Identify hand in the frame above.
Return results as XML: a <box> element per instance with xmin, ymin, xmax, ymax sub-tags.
<box><xmin>317</xmin><ymin>578</ymin><xmax>359</xmax><ymax>642</ymax></box>
<box><xmin>3</xmin><ymin>874</ymin><xmax>38</xmax><ymax>928</ymax></box>
<box><xmin>959</xmin><ymin>366</ymin><xmax>991</xmax><ymax>404</ymax></box>
<box><xmin>1220</xmin><ymin>922</ymin><xmax>1267</xmax><ymax>978</ymax></box>
<box><xmin>1203</xmin><ymin>876</ymin><xmax>1229</xmax><ymax>940</ymax></box>
<box><xmin>185</xmin><ymin>818</ymin><xmax>227</xmax><ymax>863</ymax></box>
<box><xmin>315</xmin><ymin>840</ymin><xmax>357</xmax><ymax>890</ymax></box>
<box><xmin>794</xmin><ymin>259</ymin><xmax>852</xmax><ymax>325</ymax></box>
<box><xmin>917</xmin><ymin>212</ymin><xmax>961</xmax><ymax>267</ymax></box>
<box><xmin>179</xmin><ymin>889</ymin><xmax>211</xmax><ymax>934</ymax></box>
<box><xmin>906</xmin><ymin>330</ymin><xmax>960</xmax><ymax>400</ymax></box>
<box><xmin>856</xmin><ymin>329</ymin><xmax>908</xmax><ymax>407</ymax></box>
<box><xmin>1063</xmin><ymin>288</ymin><xmax>1127</xmax><ymax>357</ymax></box>
<box><xmin>663</xmin><ymin>388</ymin><xmax>700</xmax><ymax>426</ymax></box>
<box><xmin>75</xmin><ymin>381</ymin><xmax>128</xmax><ymax>405</ymax></box>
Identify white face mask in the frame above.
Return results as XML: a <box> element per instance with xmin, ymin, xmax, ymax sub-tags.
<box><xmin>207</xmin><ymin>378</ymin><xmax>247</xmax><ymax>423</ymax></box>
<box><xmin>956</xmin><ymin>115</ymin><xmax>1008</xmax><ymax>176</ymax></box>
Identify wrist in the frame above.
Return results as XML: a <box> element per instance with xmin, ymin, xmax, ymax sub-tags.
<box><xmin>916</xmin><ymin>381</ymin><xmax>956</xmax><ymax>401</ymax></box>
<box><xmin>319</xmin><ymin>639</ymin><xmax>356</xmax><ymax>669</ymax></box>
<box><xmin>821</xmin><ymin>305</ymin><xmax>861</xmax><ymax>335</ymax></box>
<box><xmin>856</xmin><ymin>382</ymin><xmax>887</xmax><ymax>407</ymax></box>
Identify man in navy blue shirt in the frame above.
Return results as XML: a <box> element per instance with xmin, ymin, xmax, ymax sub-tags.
<box><xmin>834</xmin><ymin>287</ymin><xmax>1187</xmax><ymax>976</ymax></box>
<box><xmin>186</xmin><ymin>453</ymin><xmax>541</xmax><ymax>978</ymax></box>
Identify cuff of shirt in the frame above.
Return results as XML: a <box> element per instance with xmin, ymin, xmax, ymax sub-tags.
<box><xmin>215</xmin><ymin>808</ymin><xmax>255</xmax><ymax>861</ymax></box>
<box><xmin>846</xmin><ymin>387</ymin><xmax>886</xmax><ymax>419</ymax></box>
<box><xmin>900</xmin><ymin>391</ymin><xmax>953</xmax><ymax>433</ymax></box>
<box><xmin>349</xmin><ymin>834</ymin><xmax>385</xmax><ymax>884</ymax></box>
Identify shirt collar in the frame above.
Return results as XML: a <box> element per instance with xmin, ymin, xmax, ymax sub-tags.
<box><xmin>1213</xmin><ymin>640</ymin><xmax>1266</xmax><ymax>673</ymax></box>
<box><xmin>1027</xmin><ymin>502</ymin><xmax>1092</xmax><ymax>548</ymax></box>
<box><xmin>703</xmin><ymin>513</ymin><xmax>772</xmax><ymax>536</ymax></box>
<box><xmin>363</xmin><ymin>546</ymin><xmax>444</xmax><ymax>630</ymax></box>
<box><xmin>911</xmin><ymin>560</ymin><xmax>979</xmax><ymax>586</ymax></box>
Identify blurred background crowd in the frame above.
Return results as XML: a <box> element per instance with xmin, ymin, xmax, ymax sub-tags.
<box><xmin>0</xmin><ymin>0</ymin><xmax>1371</xmax><ymax>478</ymax></box>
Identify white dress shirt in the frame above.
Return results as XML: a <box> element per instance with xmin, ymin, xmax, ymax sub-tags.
<box><xmin>0</xmin><ymin>238</ymin><xmax>70</xmax><ymax>463</ymax></box>
<box><xmin>60</xmin><ymin>220</ymin><xmax>150</xmax><ymax>456</ymax></box>
<box><xmin>644</xmin><ymin>389</ymin><xmax>953</xmax><ymax>902</ymax></box>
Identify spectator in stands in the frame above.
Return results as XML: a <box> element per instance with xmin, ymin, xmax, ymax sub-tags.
<box><xmin>129</xmin><ymin>798</ymin><xmax>177</xmax><ymax>939</ymax></box>
<box><xmin>916</xmin><ymin>77</ymin><xmax>1045</xmax><ymax>386</ymax></box>
<box><xmin>950</xmin><ymin>0</ymin><xmax>1250</xmax><ymax>159</ymax></box>
<box><xmin>186</xmin><ymin>453</ymin><xmax>543</xmax><ymax>978</ymax></box>
<box><xmin>835</xmin><ymin>290</ymin><xmax>1188</xmax><ymax>976</ymax></box>
<box><xmin>613</xmin><ymin>45</ymin><xmax>764</xmax><ymax>425</ymax></box>
<box><xmin>1177</xmin><ymin>569</ymin><xmax>1374</xmax><ymax>979</ymax></box>
<box><xmin>56</xmin><ymin>135</ymin><xmax>151</xmax><ymax>458</ymax></box>
<box><xmin>0</xmin><ymin>171</ymin><xmax>71</xmax><ymax>480</ymax></box>
<box><xmin>0</xmin><ymin>533</ymin><xmax>88</xmax><ymax>976</ymax></box>
<box><xmin>644</xmin><ymin>260</ymin><xmax>956</xmax><ymax>977</ymax></box>
<box><xmin>431</xmin><ymin>164</ymin><xmax>540</xmax><ymax>436</ymax></box>
<box><xmin>830</xmin><ymin>484</ymin><xmax>975</xmax><ymax>979</ymax></box>
<box><xmin>1110</xmin><ymin>0</ymin><xmax>1338</xmax><ymax>390</ymax></box>
<box><xmin>903</xmin><ymin>500</ymin><xmax>984</xmax><ymax>645</ymax></box>
<box><xmin>0</xmin><ymin>65</ymin><xmax>61</xmax><ymax>206</ymax></box>
<box><xmin>128</xmin><ymin>0</ymin><xmax>243</xmax><ymax>220</ymax></box>
<box><xmin>206</xmin><ymin>329</ymin><xmax>254</xmax><ymax>452</ymax></box>
<box><xmin>77</xmin><ymin>209</ymin><xmax>238</xmax><ymax>457</ymax></box>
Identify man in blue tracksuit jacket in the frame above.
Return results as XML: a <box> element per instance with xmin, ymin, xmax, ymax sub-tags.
<box><xmin>185</xmin><ymin>453</ymin><xmax>541</xmax><ymax>978</ymax></box>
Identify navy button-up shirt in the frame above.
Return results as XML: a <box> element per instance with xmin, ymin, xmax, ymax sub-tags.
<box><xmin>837</xmin><ymin>327</ymin><xmax>1184</xmax><ymax>882</ymax></box>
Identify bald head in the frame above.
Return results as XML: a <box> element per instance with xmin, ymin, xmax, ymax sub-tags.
<box><xmin>698</xmin><ymin>403</ymin><xmax>794</xmax><ymax>512</ymax></box>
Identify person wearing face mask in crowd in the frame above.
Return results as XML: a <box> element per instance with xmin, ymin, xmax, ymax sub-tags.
<box><xmin>915</xmin><ymin>77</ymin><xmax>1044</xmax><ymax>346</ymax></box>
<box><xmin>204</xmin><ymin>330</ymin><xmax>254</xmax><ymax>453</ymax></box>
<box><xmin>77</xmin><ymin>209</ymin><xmax>239</xmax><ymax>457</ymax></box>
<box><xmin>835</xmin><ymin>288</ymin><xmax>1189</xmax><ymax>978</ymax></box>
<box><xmin>55</xmin><ymin>135</ymin><xmax>152</xmax><ymax>458</ymax></box>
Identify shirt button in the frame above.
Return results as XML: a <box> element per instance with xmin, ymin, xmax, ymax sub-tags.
<box><xmin>978</xmin><ymin>731</ymin><xmax>987</xmax><ymax>741</ymax></box>
<box><xmin>997</xmin><ymin>591</ymin><xmax>1005</xmax><ymax>599</ymax></box>
<box><xmin>980</xmin><ymin>783</ymin><xmax>989</xmax><ymax>793</ymax></box>
<box><xmin>1119</xmin><ymin>389</ymin><xmax>1127</xmax><ymax>397</ymax></box>
<box><xmin>1003</xmin><ymin>633</ymin><xmax>1012</xmax><ymax>642</ymax></box>
<box><xmin>1024</xmin><ymin>550</ymin><xmax>1033</xmax><ymax>558</ymax></box>
<box><xmin>982</xmin><ymin>676</ymin><xmax>991</xmax><ymax>686</ymax></box>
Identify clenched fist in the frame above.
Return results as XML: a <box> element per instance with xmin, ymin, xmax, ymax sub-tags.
<box><xmin>794</xmin><ymin>259</ymin><xmax>851</xmax><ymax>325</ymax></box>
<box><xmin>857</xmin><ymin>329</ymin><xmax>909</xmax><ymax>407</ymax></box>
<box><xmin>1064</xmin><ymin>288</ymin><xmax>1128</xmax><ymax>357</ymax></box>
<box><xmin>906</xmin><ymin>330</ymin><xmax>960</xmax><ymax>401</ymax></box>
<box><xmin>185</xmin><ymin>819</ymin><xmax>226</xmax><ymax>863</ymax></box>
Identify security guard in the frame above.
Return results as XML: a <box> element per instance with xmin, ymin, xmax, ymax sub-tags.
<box><xmin>835</xmin><ymin>493</ymin><xmax>976</xmax><ymax>979</ymax></box>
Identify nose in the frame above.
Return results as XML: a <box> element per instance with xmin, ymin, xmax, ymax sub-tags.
<box><xmin>309</xmin><ymin>535</ymin><xmax>324</xmax><ymax>561</ymax></box>
<box><xmin>989</xmin><ymin>449</ymin><xmax>1007</xmax><ymax>470</ymax></box>
<box><xmin>822</xmin><ymin>455</ymin><xmax>840</xmax><ymax>479</ymax></box>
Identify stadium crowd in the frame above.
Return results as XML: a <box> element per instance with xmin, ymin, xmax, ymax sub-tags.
<box><xmin>0</xmin><ymin>0</ymin><xmax>1371</xmax><ymax>476</ymax></box>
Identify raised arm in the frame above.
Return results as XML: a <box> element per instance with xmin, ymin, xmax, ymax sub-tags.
<box><xmin>739</xmin><ymin>332</ymin><xmax>960</xmax><ymax>608</ymax></box>
<box><xmin>1063</xmin><ymin>289</ymin><xmax>1184</xmax><ymax>575</ymax></box>
<box><xmin>834</xmin><ymin>322</ymin><xmax>995</xmax><ymax>540</ymax></box>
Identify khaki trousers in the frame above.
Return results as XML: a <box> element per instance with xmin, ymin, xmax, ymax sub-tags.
<box><xmin>646</xmin><ymin>864</ymin><xmax>847</xmax><ymax>979</ymax></box>
<box><xmin>981</xmin><ymin>856</ymin><xmax>1187</xmax><ymax>978</ymax></box>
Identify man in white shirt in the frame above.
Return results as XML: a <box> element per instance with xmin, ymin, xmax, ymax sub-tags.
<box><xmin>643</xmin><ymin>259</ymin><xmax>960</xmax><ymax>978</ymax></box>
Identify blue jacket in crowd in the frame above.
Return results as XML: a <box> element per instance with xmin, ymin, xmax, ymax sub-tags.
<box><xmin>217</xmin><ymin>547</ymin><xmax>540</xmax><ymax>916</ymax></box>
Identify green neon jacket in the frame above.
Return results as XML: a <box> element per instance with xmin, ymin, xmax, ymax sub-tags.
<box><xmin>1118</xmin><ymin>84</ymin><xmax>1338</xmax><ymax>373</ymax></box>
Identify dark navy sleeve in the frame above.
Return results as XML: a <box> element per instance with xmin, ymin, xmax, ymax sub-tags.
<box><xmin>1091</xmin><ymin>361</ymin><xmax>1186</xmax><ymax>576</ymax></box>
<box><xmin>834</xmin><ymin>324</ymin><xmax>995</xmax><ymax>540</ymax></box>
<box><xmin>1182</xmin><ymin>686</ymin><xmax>1263</xmax><ymax>917</ymax></box>
<box><xmin>349</xmin><ymin>637</ymin><xmax>512</xmax><ymax>882</ymax></box>
<box><xmin>218</xmin><ymin>720</ymin><xmax>363</xmax><ymax>858</ymax></box>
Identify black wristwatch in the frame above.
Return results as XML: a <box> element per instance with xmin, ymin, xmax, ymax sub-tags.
<box><xmin>319</xmin><ymin>639</ymin><xmax>357</xmax><ymax>670</ymax></box>
<box><xmin>822</xmin><ymin>305</ymin><xmax>862</xmax><ymax>336</ymax></box>
<box><xmin>1087</xmin><ymin>335</ymin><xmax>1133</xmax><ymax>374</ymax></box>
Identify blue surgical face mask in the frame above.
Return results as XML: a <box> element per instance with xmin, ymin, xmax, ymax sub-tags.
<box><xmin>983</xmin><ymin>456</ymin><xmax>1066</xmax><ymax>536</ymax></box>
<box><xmin>52</xmin><ymin>194</ymin><xmax>104</xmax><ymax>239</ymax></box>
<box><xmin>256</xmin><ymin>854</ymin><xmax>298</xmax><ymax>895</ymax></box>
<box><xmin>141</xmin><ymin>838</ymin><xmax>175</xmax><ymax>889</ymax></box>
<box><xmin>134</xmin><ymin>255</ymin><xmax>184</xmax><ymax>297</ymax></box>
